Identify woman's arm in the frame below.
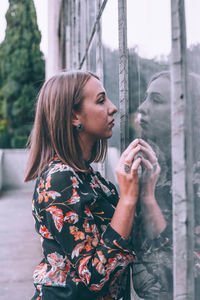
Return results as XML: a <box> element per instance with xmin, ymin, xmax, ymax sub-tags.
<box><xmin>111</xmin><ymin>139</ymin><xmax>142</xmax><ymax>239</ymax></box>
<box><xmin>138</xmin><ymin>139</ymin><xmax>166</xmax><ymax>239</ymax></box>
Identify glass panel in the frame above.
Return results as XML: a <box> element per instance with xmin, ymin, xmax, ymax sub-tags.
<box><xmin>127</xmin><ymin>1</ymin><xmax>173</xmax><ymax>299</ymax></box>
<box><xmin>186</xmin><ymin>1</ymin><xmax>200</xmax><ymax>298</ymax></box>
<box><xmin>101</xmin><ymin>0</ymin><xmax>120</xmax><ymax>183</ymax></box>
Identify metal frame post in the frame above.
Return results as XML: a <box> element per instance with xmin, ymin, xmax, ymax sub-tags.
<box><xmin>171</xmin><ymin>0</ymin><xmax>194</xmax><ymax>299</ymax></box>
<box><xmin>118</xmin><ymin>0</ymin><xmax>129</xmax><ymax>153</ymax></box>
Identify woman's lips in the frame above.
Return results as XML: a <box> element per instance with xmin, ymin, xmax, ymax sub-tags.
<box><xmin>109</xmin><ymin>119</ymin><xmax>115</xmax><ymax>127</ymax></box>
<box><xmin>140</xmin><ymin>119</ymin><xmax>148</xmax><ymax>127</ymax></box>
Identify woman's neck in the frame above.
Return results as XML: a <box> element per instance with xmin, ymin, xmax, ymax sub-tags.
<box><xmin>78</xmin><ymin>135</ymin><xmax>94</xmax><ymax>162</ymax></box>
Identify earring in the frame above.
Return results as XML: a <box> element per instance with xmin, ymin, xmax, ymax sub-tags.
<box><xmin>76</xmin><ymin>123</ymin><xmax>84</xmax><ymax>132</ymax></box>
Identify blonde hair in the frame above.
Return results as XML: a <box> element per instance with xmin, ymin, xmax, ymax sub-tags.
<box><xmin>24</xmin><ymin>70</ymin><xmax>107</xmax><ymax>181</ymax></box>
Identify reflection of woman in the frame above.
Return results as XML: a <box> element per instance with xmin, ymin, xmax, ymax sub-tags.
<box><xmin>132</xmin><ymin>71</ymin><xmax>200</xmax><ymax>299</ymax></box>
<box><xmin>25</xmin><ymin>70</ymin><xmax>165</xmax><ymax>300</ymax></box>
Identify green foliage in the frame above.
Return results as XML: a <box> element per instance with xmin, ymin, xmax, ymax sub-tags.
<box><xmin>0</xmin><ymin>0</ymin><xmax>45</xmax><ymax>148</ymax></box>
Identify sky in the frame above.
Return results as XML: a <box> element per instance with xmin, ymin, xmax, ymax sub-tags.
<box><xmin>0</xmin><ymin>0</ymin><xmax>200</xmax><ymax>60</ymax></box>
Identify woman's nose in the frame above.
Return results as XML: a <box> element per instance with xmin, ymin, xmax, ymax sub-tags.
<box><xmin>138</xmin><ymin>100</ymin><xmax>148</xmax><ymax>115</ymax></box>
<box><xmin>108</xmin><ymin>99</ymin><xmax>118</xmax><ymax>115</ymax></box>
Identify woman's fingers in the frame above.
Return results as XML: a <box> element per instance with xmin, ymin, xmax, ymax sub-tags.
<box><xmin>131</xmin><ymin>157</ymin><xmax>142</xmax><ymax>174</ymax></box>
<box><xmin>121</xmin><ymin>139</ymin><xmax>139</xmax><ymax>158</ymax></box>
<box><xmin>118</xmin><ymin>139</ymin><xmax>141</xmax><ymax>171</ymax></box>
<box><xmin>141</xmin><ymin>156</ymin><xmax>160</xmax><ymax>175</ymax></box>
<box><xmin>141</xmin><ymin>157</ymin><xmax>153</xmax><ymax>170</ymax></box>
<box><xmin>139</xmin><ymin>145</ymin><xmax>157</xmax><ymax>164</ymax></box>
<box><xmin>124</xmin><ymin>145</ymin><xmax>141</xmax><ymax>166</ymax></box>
<box><xmin>138</xmin><ymin>138</ymin><xmax>153</xmax><ymax>151</ymax></box>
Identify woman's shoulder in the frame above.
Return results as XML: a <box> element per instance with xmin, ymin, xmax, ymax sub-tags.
<box><xmin>38</xmin><ymin>156</ymin><xmax>82</xmax><ymax>189</ymax></box>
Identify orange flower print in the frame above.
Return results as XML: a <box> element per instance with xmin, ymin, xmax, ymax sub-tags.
<box><xmin>78</xmin><ymin>256</ymin><xmax>92</xmax><ymax>285</ymax></box>
<box><xmin>47</xmin><ymin>252</ymin><xmax>66</xmax><ymax>269</ymax></box>
<box><xmin>84</xmin><ymin>236</ymin><xmax>93</xmax><ymax>252</ymax></box>
<box><xmin>97</xmin><ymin>251</ymin><xmax>106</xmax><ymax>264</ymax></box>
<box><xmin>92</xmin><ymin>257</ymin><xmax>105</xmax><ymax>275</ymax></box>
<box><xmin>46</xmin><ymin>269</ymin><xmax>67</xmax><ymax>286</ymax></box>
<box><xmin>45</xmin><ymin>175</ymin><xmax>52</xmax><ymax>190</ymax></box>
<box><xmin>97</xmin><ymin>179</ymin><xmax>110</xmax><ymax>195</ymax></box>
<box><xmin>38</xmin><ymin>190</ymin><xmax>61</xmax><ymax>204</ymax></box>
<box><xmin>70</xmin><ymin>176</ymin><xmax>79</xmax><ymax>188</ymax></box>
<box><xmin>83</xmin><ymin>219</ymin><xmax>92</xmax><ymax>232</ymax></box>
<box><xmin>46</xmin><ymin>252</ymin><xmax>70</xmax><ymax>287</ymax></box>
<box><xmin>46</xmin><ymin>206</ymin><xmax>64</xmax><ymax>232</ymax></box>
<box><xmin>70</xmin><ymin>226</ymin><xmax>85</xmax><ymax>241</ymax></box>
<box><xmin>35</xmin><ymin>283</ymin><xmax>42</xmax><ymax>299</ymax></box>
<box><xmin>38</xmin><ymin>178</ymin><xmax>45</xmax><ymax>190</ymax></box>
<box><xmin>111</xmin><ymin>189</ymin><xmax>116</xmax><ymax>195</ymax></box>
<box><xmin>71</xmin><ymin>241</ymin><xmax>86</xmax><ymax>259</ymax></box>
<box><xmin>71</xmin><ymin>271</ymin><xmax>82</xmax><ymax>284</ymax></box>
<box><xmin>92</xmin><ymin>251</ymin><xmax>106</xmax><ymax>275</ymax></box>
<box><xmin>67</xmin><ymin>188</ymin><xmax>80</xmax><ymax>205</ymax></box>
<box><xmin>84</xmin><ymin>206</ymin><xmax>93</xmax><ymax>218</ymax></box>
<box><xmin>64</xmin><ymin>211</ymin><xmax>79</xmax><ymax>224</ymax></box>
<box><xmin>91</xmin><ymin>224</ymin><xmax>100</xmax><ymax>239</ymax></box>
<box><xmin>33</xmin><ymin>263</ymin><xmax>48</xmax><ymax>284</ymax></box>
<box><xmin>39</xmin><ymin>225</ymin><xmax>53</xmax><ymax>239</ymax></box>
<box><xmin>90</xmin><ymin>176</ymin><xmax>99</xmax><ymax>189</ymax></box>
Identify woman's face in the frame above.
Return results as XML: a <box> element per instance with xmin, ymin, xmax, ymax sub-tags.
<box><xmin>75</xmin><ymin>76</ymin><xmax>117</xmax><ymax>143</ymax></box>
<box><xmin>138</xmin><ymin>76</ymin><xmax>171</xmax><ymax>142</ymax></box>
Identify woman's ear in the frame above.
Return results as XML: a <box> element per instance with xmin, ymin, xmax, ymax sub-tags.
<box><xmin>72</xmin><ymin>110</ymin><xmax>80</xmax><ymax>127</ymax></box>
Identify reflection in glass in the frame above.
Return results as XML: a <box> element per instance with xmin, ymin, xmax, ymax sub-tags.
<box><xmin>130</xmin><ymin>70</ymin><xmax>200</xmax><ymax>299</ymax></box>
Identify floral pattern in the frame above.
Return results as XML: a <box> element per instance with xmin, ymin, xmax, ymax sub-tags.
<box><xmin>32</xmin><ymin>156</ymin><xmax>135</xmax><ymax>299</ymax></box>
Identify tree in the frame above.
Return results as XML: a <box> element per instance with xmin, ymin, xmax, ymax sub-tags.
<box><xmin>0</xmin><ymin>0</ymin><xmax>45</xmax><ymax>148</ymax></box>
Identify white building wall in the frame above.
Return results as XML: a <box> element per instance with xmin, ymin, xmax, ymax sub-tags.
<box><xmin>45</xmin><ymin>0</ymin><xmax>61</xmax><ymax>79</ymax></box>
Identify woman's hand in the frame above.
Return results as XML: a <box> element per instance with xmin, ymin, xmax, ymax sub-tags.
<box><xmin>138</xmin><ymin>139</ymin><xmax>161</xmax><ymax>198</ymax></box>
<box><xmin>115</xmin><ymin>139</ymin><xmax>142</xmax><ymax>206</ymax></box>
<box><xmin>137</xmin><ymin>139</ymin><xmax>166</xmax><ymax>237</ymax></box>
<box><xmin>111</xmin><ymin>139</ymin><xmax>142</xmax><ymax>239</ymax></box>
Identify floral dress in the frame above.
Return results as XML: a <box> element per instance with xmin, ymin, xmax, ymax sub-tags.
<box><xmin>31</xmin><ymin>156</ymin><xmax>135</xmax><ymax>300</ymax></box>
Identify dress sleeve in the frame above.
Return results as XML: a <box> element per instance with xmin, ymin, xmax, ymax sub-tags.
<box><xmin>131</xmin><ymin>205</ymin><xmax>173</xmax><ymax>298</ymax></box>
<box><xmin>35</xmin><ymin>168</ymin><xmax>135</xmax><ymax>292</ymax></box>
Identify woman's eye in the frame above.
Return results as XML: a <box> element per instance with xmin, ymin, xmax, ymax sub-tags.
<box><xmin>143</xmin><ymin>93</ymin><xmax>147</xmax><ymax>101</ymax></box>
<box><xmin>150</xmin><ymin>95</ymin><xmax>163</xmax><ymax>103</ymax></box>
<box><xmin>153</xmin><ymin>97</ymin><xmax>163</xmax><ymax>103</ymax></box>
<box><xmin>98</xmin><ymin>98</ymin><xmax>105</xmax><ymax>104</ymax></box>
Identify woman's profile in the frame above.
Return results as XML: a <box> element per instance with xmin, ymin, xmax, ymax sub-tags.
<box><xmin>25</xmin><ymin>70</ymin><xmax>165</xmax><ymax>300</ymax></box>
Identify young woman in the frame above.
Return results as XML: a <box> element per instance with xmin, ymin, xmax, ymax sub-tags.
<box><xmin>25</xmin><ymin>70</ymin><xmax>165</xmax><ymax>300</ymax></box>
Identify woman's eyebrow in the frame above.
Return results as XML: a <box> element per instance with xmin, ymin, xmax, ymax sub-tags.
<box><xmin>150</xmin><ymin>92</ymin><xmax>162</xmax><ymax>96</ymax></box>
<box><xmin>96</xmin><ymin>91</ymin><xmax>106</xmax><ymax>98</ymax></box>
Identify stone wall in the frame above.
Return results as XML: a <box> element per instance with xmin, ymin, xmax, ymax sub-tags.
<box><xmin>0</xmin><ymin>149</ymin><xmax>35</xmax><ymax>191</ymax></box>
<box><xmin>0</xmin><ymin>147</ymin><xmax>120</xmax><ymax>192</ymax></box>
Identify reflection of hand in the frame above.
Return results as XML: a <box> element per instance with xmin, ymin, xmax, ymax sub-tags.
<box><xmin>115</xmin><ymin>138</ymin><xmax>142</xmax><ymax>206</ymax></box>
<box><xmin>138</xmin><ymin>139</ymin><xmax>161</xmax><ymax>197</ymax></box>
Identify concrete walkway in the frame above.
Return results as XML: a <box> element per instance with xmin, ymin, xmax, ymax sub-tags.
<box><xmin>0</xmin><ymin>189</ymin><xmax>41</xmax><ymax>300</ymax></box>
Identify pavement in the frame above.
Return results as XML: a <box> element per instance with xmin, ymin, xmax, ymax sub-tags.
<box><xmin>0</xmin><ymin>189</ymin><xmax>41</xmax><ymax>300</ymax></box>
